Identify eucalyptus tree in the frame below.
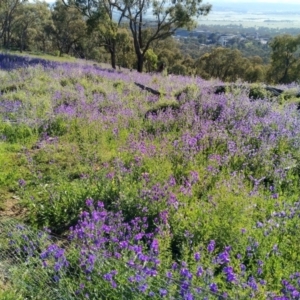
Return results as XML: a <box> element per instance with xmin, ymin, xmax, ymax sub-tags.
<box><xmin>63</xmin><ymin>0</ymin><xmax>211</xmax><ymax>72</ymax></box>
<box><xmin>155</xmin><ymin>37</ymin><xmax>183</xmax><ymax>69</ymax></box>
<box><xmin>0</xmin><ymin>0</ymin><xmax>26</xmax><ymax>49</ymax></box>
<box><xmin>112</xmin><ymin>0</ymin><xmax>211</xmax><ymax>72</ymax></box>
<box><xmin>196</xmin><ymin>47</ymin><xmax>249</xmax><ymax>82</ymax></box>
<box><xmin>31</xmin><ymin>2</ymin><xmax>54</xmax><ymax>53</ymax></box>
<box><xmin>267</xmin><ymin>34</ymin><xmax>300</xmax><ymax>84</ymax></box>
<box><xmin>12</xmin><ymin>1</ymin><xmax>51</xmax><ymax>52</ymax></box>
<box><xmin>51</xmin><ymin>1</ymin><xmax>87</xmax><ymax>56</ymax></box>
<box><xmin>62</xmin><ymin>0</ymin><xmax>126</xmax><ymax>69</ymax></box>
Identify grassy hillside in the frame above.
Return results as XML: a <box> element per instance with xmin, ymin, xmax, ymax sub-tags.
<box><xmin>0</xmin><ymin>53</ymin><xmax>300</xmax><ymax>299</ymax></box>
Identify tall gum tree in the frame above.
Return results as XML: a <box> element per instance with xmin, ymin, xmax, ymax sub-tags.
<box><xmin>12</xmin><ymin>2</ymin><xmax>51</xmax><ymax>52</ymax></box>
<box><xmin>62</xmin><ymin>0</ymin><xmax>126</xmax><ymax>69</ymax></box>
<box><xmin>113</xmin><ymin>0</ymin><xmax>211</xmax><ymax>72</ymax></box>
<box><xmin>51</xmin><ymin>1</ymin><xmax>87</xmax><ymax>57</ymax></box>
<box><xmin>0</xmin><ymin>0</ymin><xmax>27</xmax><ymax>49</ymax></box>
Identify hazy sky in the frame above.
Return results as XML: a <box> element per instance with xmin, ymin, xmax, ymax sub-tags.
<box><xmin>38</xmin><ymin>0</ymin><xmax>299</xmax><ymax>2</ymax></box>
<box><xmin>213</xmin><ymin>0</ymin><xmax>300</xmax><ymax>2</ymax></box>
<box><xmin>40</xmin><ymin>0</ymin><xmax>300</xmax><ymax>4</ymax></box>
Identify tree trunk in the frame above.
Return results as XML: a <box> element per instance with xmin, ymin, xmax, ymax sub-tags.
<box><xmin>132</xmin><ymin>40</ymin><xmax>144</xmax><ymax>72</ymax></box>
<box><xmin>7</xmin><ymin>30</ymin><xmax>11</xmax><ymax>50</ymax></box>
<box><xmin>20</xmin><ymin>31</ymin><xmax>24</xmax><ymax>53</ymax></box>
<box><xmin>137</xmin><ymin>53</ymin><xmax>144</xmax><ymax>73</ymax></box>
<box><xmin>279</xmin><ymin>58</ymin><xmax>290</xmax><ymax>83</ymax></box>
<box><xmin>110</xmin><ymin>45</ymin><xmax>116</xmax><ymax>69</ymax></box>
<box><xmin>3</xmin><ymin>33</ymin><xmax>7</xmax><ymax>48</ymax></box>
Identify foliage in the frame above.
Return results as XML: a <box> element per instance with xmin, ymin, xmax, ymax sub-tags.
<box><xmin>1</xmin><ymin>55</ymin><xmax>300</xmax><ymax>298</ymax></box>
<box><xmin>112</xmin><ymin>0</ymin><xmax>211</xmax><ymax>72</ymax></box>
<box><xmin>62</xmin><ymin>0</ymin><xmax>126</xmax><ymax>69</ymax></box>
<box><xmin>195</xmin><ymin>47</ymin><xmax>267</xmax><ymax>82</ymax></box>
<box><xmin>2</xmin><ymin>0</ymin><xmax>300</xmax><ymax>83</ymax></box>
<box><xmin>145</xmin><ymin>49</ymin><xmax>158</xmax><ymax>73</ymax></box>
<box><xmin>0</xmin><ymin>0</ymin><xmax>27</xmax><ymax>49</ymax></box>
<box><xmin>267</xmin><ymin>34</ymin><xmax>300</xmax><ymax>83</ymax></box>
<box><xmin>51</xmin><ymin>1</ymin><xmax>87</xmax><ymax>57</ymax></box>
<box><xmin>169</xmin><ymin>64</ymin><xmax>187</xmax><ymax>76</ymax></box>
<box><xmin>15</xmin><ymin>2</ymin><xmax>53</xmax><ymax>53</ymax></box>
<box><xmin>248</xmin><ymin>84</ymin><xmax>271</xmax><ymax>100</ymax></box>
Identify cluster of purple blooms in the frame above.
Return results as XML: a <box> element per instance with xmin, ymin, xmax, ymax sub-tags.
<box><xmin>2</xmin><ymin>54</ymin><xmax>300</xmax><ymax>299</ymax></box>
<box><xmin>0</xmin><ymin>53</ymin><xmax>56</xmax><ymax>71</ymax></box>
<box><xmin>40</xmin><ymin>244</ymin><xmax>69</xmax><ymax>282</ymax></box>
<box><xmin>66</xmin><ymin>199</ymin><xmax>232</xmax><ymax>298</ymax></box>
<box><xmin>6</xmin><ymin>198</ymin><xmax>299</xmax><ymax>299</ymax></box>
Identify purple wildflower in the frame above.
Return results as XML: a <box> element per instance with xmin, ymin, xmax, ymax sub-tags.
<box><xmin>86</xmin><ymin>198</ymin><xmax>93</xmax><ymax>206</ymax></box>
<box><xmin>207</xmin><ymin>240</ymin><xmax>215</xmax><ymax>253</ymax></box>
<box><xmin>159</xmin><ymin>288</ymin><xmax>167</xmax><ymax>297</ymax></box>
<box><xmin>223</xmin><ymin>266</ymin><xmax>237</xmax><ymax>283</ymax></box>
<box><xmin>194</xmin><ymin>252</ymin><xmax>201</xmax><ymax>262</ymax></box>
<box><xmin>209</xmin><ymin>283</ymin><xmax>218</xmax><ymax>293</ymax></box>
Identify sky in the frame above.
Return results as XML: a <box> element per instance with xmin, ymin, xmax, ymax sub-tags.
<box><xmin>39</xmin><ymin>0</ymin><xmax>300</xmax><ymax>5</ymax></box>
<box><xmin>213</xmin><ymin>0</ymin><xmax>300</xmax><ymax>2</ymax></box>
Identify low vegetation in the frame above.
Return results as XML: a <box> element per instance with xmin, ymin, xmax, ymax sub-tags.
<box><xmin>0</xmin><ymin>53</ymin><xmax>300</xmax><ymax>299</ymax></box>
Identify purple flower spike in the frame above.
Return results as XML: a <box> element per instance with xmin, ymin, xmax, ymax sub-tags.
<box><xmin>194</xmin><ymin>252</ymin><xmax>201</xmax><ymax>262</ymax></box>
<box><xmin>292</xmin><ymin>290</ymin><xmax>300</xmax><ymax>298</ymax></box>
<box><xmin>240</xmin><ymin>264</ymin><xmax>246</xmax><ymax>271</ymax></box>
<box><xmin>180</xmin><ymin>268</ymin><xmax>193</xmax><ymax>280</ymax></box>
<box><xmin>159</xmin><ymin>289</ymin><xmax>167</xmax><ymax>297</ymax></box>
<box><xmin>223</xmin><ymin>266</ymin><xmax>237</xmax><ymax>283</ymax></box>
<box><xmin>189</xmin><ymin>170</ymin><xmax>199</xmax><ymax>184</ymax></box>
<box><xmin>217</xmin><ymin>250</ymin><xmax>230</xmax><ymax>264</ymax></box>
<box><xmin>97</xmin><ymin>201</ymin><xmax>104</xmax><ymax>208</ymax></box>
<box><xmin>85</xmin><ymin>198</ymin><xmax>93</xmax><ymax>206</ymax></box>
<box><xmin>150</xmin><ymin>239</ymin><xmax>159</xmax><ymax>254</ymax></box>
<box><xmin>207</xmin><ymin>240</ymin><xmax>215</xmax><ymax>253</ymax></box>
<box><xmin>18</xmin><ymin>179</ymin><xmax>26</xmax><ymax>187</ymax></box>
<box><xmin>138</xmin><ymin>284</ymin><xmax>148</xmax><ymax>293</ymax></box>
<box><xmin>196</xmin><ymin>266</ymin><xmax>203</xmax><ymax>277</ymax></box>
<box><xmin>168</xmin><ymin>175</ymin><xmax>176</xmax><ymax>186</ymax></box>
<box><xmin>248</xmin><ymin>276</ymin><xmax>258</xmax><ymax>291</ymax></box>
<box><xmin>209</xmin><ymin>282</ymin><xmax>218</xmax><ymax>293</ymax></box>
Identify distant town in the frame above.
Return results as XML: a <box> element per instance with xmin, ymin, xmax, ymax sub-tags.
<box><xmin>175</xmin><ymin>27</ymin><xmax>269</xmax><ymax>47</ymax></box>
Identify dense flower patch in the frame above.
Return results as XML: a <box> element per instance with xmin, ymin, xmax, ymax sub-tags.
<box><xmin>1</xmin><ymin>53</ymin><xmax>300</xmax><ymax>298</ymax></box>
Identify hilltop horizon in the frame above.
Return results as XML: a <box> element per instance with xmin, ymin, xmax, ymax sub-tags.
<box><xmin>37</xmin><ymin>0</ymin><xmax>300</xmax><ymax>8</ymax></box>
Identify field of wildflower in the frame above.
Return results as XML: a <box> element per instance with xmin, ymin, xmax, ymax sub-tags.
<box><xmin>0</xmin><ymin>53</ymin><xmax>300</xmax><ymax>299</ymax></box>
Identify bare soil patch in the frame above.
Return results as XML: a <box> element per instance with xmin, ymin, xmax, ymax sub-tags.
<box><xmin>0</xmin><ymin>193</ymin><xmax>25</xmax><ymax>219</ymax></box>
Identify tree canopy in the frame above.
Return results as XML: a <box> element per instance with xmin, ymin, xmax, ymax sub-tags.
<box><xmin>4</xmin><ymin>1</ymin><xmax>300</xmax><ymax>83</ymax></box>
<box><xmin>267</xmin><ymin>34</ymin><xmax>300</xmax><ymax>84</ymax></box>
<box><xmin>62</xmin><ymin>0</ymin><xmax>211</xmax><ymax>72</ymax></box>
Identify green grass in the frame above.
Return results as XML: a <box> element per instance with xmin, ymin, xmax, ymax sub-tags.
<box><xmin>1</xmin><ymin>54</ymin><xmax>300</xmax><ymax>299</ymax></box>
